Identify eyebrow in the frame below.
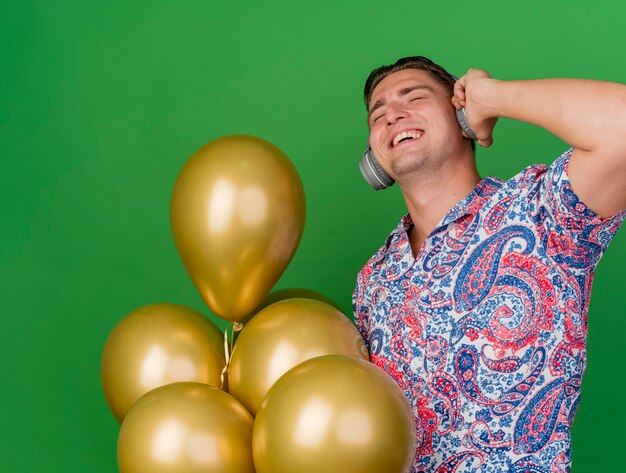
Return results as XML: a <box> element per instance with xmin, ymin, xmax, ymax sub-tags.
<box><xmin>367</xmin><ymin>84</ymin><xmax>435</xmax><ymax>122</ymax></box>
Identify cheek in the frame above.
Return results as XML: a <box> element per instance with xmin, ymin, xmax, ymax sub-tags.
<box><xmin>369</xmin><ymin>127</ymin><xmax>385</xmax><ymax>151</ymax></box>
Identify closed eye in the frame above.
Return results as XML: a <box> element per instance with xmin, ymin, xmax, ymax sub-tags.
<box><xmin>370</xmin><ymin>112</ymin><xmax>384</xmax><ymax>125</ymax></box>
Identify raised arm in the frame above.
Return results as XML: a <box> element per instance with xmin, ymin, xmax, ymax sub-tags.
<box><xmin>453</xmin><ymin>69</ymin><xmax>626</xmax><ymax>218</ymax></box>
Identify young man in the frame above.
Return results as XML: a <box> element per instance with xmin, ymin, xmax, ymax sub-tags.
<box><xmin>353</xmin><ymin>56</ymin><xmax>626</xmax><ymax>473</ymax></box>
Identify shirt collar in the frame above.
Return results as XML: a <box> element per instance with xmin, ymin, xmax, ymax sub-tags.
<box><xmin>397</xmin><ymin>176</ymin><xmax>504</xmax><ymax>237</ymax></box>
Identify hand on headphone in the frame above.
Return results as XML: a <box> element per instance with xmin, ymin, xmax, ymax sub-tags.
<box><xmin>452</xmin><ymin>69</ymin><xmax>499</xmax><ymax>148</ymax></box>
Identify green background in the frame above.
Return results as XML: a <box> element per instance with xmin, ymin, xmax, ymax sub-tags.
<box><xmin>2</xmin><ymin>0</ymin><xmax>624</xmax><ymax>471</ymax></box>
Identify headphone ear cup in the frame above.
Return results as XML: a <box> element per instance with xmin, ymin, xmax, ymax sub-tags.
<box><xmin>359</xmin><ymin>146</ymin><xmax>395</xmax><ymax>190</ymax></box>
<box><xmin>455</xmin><ymin>108</ymin><xmax>478</xmax><ymax>141</ymax></box>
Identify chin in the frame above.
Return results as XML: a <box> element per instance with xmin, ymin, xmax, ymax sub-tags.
<box><xmin>391</xmin><ymin>151</ymin><xmax>431</xmax><ymax>176</ymax></box>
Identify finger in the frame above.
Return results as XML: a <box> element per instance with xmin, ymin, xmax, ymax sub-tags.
<box><xmin>478</xmin><ymin>136</ymin><xmax>494</xmax><ymax>148</ymax></box>
<box><xmin>453</xmin><ymin>79</ymin><xmax>466</xmax><ymax>98</ymax></box>
<box><xmin>452</xmin><ymin>88</ymin><xmax>466</xmax><ymax>108</ymax></box>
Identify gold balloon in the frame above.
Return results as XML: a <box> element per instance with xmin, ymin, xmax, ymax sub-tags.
<box><xmin>253</xmin><ymin>355</ymin><xmax>416</xmax><ymax>473</ymax></box>
<box><xmin>258</xmin><ymin>288</ymin><xmax>343</xmax><ymax>312</ymax></box>
<box><xmin>227</xmin><ymin>298</ymin><xmax>369</xmax><ymax>415</ymax></box>
<box><xmin>118</xmin><ymin>382</ymin><xmax>254</xmax><ymax>473</ymax></box>
<box><xmin>236</xmin><ymin>288</ymin><xmax>343</xmax><ymax>328</ymax></box>
<box><xmin>101</xmin><ymin>303</ymin><xmax>225</xmax><ymax>422</ymax></box>
<box><xmin>170</xmin><ymin>135</ymin><xmax>306</xmax><ymax>322</ymax></box>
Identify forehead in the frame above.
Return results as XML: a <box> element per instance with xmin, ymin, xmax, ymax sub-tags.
<box><xmin>368</xmin><ymin>69</ymin><xmax>444</xmax><ymax>108</ymax></box>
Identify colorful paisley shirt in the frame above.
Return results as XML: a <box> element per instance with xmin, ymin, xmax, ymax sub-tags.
<box><xmin>353</xmin><ymin>149</ymin><xmax>624</xmax><ymax>473</ymax></box>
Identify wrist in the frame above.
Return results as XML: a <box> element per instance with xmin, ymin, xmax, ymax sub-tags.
<box><xmin>472</xmin><ymin>77</ymin><xmax>503</xmax><ymax>118</ymax></box>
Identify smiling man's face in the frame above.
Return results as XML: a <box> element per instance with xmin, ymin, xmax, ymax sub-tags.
<box><xmin>367</xmin><ymin>68</ymin><xmax>463</xmax><ymax>179</ymax></box>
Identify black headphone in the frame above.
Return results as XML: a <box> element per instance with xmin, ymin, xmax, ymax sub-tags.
<box><xmin>359</xmin><ymin>107</ymin><xmax>478</xmax><ymax>190</ymax></box>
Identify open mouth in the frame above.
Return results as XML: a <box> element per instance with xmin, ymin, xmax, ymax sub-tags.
<box><xmin>391</xmin><ymin>129</ymin><xmax>424</xmax><ymax>148</ymax></box>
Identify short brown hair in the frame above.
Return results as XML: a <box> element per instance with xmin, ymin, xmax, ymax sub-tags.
<box><xmin>364</xmin><ymin>56</ymin><xmax>457</xmax><ymax>109</ymax></box>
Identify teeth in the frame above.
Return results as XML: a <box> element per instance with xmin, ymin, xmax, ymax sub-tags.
<box><xmin>393</xmin><ymin>130</ymin><xmax>423</xmax><ymax>147</ymax></box>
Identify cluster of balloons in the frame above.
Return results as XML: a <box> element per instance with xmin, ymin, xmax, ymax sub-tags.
<box><xmin>101</xmin><ymin>135</ymin><xmax>417</xmax><ymax>473</ymax></box>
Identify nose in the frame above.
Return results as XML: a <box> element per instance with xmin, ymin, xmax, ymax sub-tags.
<box><xmin>385</xmin><ymin>102</ymin><xmax>407</xmax><ymax>124</ymax></box>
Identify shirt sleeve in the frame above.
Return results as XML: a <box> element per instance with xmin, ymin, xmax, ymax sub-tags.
<box><xmin>535</xmin><ymin>148</ymin><xmax>626</xmax><ymax>271</ymax></box>
<box><xmin>352</xmin><ymin>265</ymin><xmax>372</xmax><ymax>350</ymax></box>
<box><xmin>351</xmin><ymin>229</ymin><xmax>399</xmax><ymax>348</ymax></box>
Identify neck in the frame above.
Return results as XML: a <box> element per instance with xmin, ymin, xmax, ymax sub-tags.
<box><xmin>397</xmin><ymin>154</ymin><xmax>481</xmax><ymax>254</ymax></box>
